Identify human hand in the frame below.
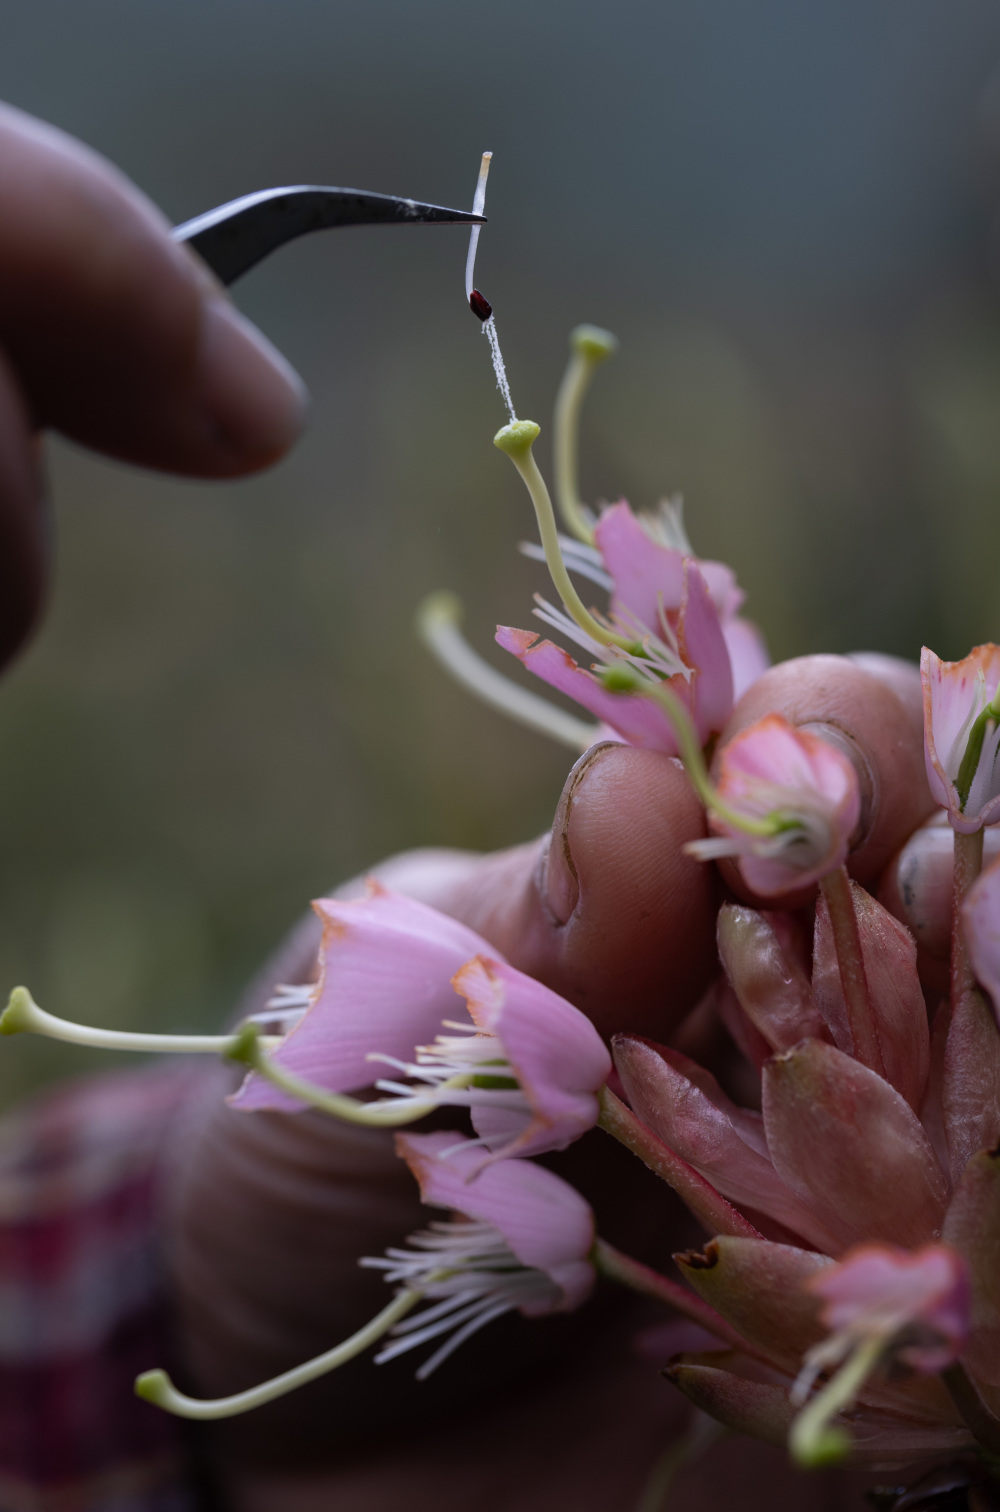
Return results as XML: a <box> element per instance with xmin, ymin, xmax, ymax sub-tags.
<box><xmin>0</xmin><ymin>102</ymin><xmax>306</xmax><ymax>666</ymax></box>
<box><xmin>166</xmin><ymin>651</ymin><xmax>936</xmax><ymax>1511</ymax></box>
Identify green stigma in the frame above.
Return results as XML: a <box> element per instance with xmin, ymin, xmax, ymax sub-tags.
<box><xmin>570</xmin><ymin>324</ymin><xmax>618</xmax><ymax>363</ymax></box>
<box><xmin>494</xmin><ymin>419</ymin><xmax>541</xmax><ymax>457</ymax></box>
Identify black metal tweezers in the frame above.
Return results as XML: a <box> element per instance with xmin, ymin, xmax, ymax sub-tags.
<box><xmin>173</xmin><ymin>185</ymin><xmax>484</xmax><ymax>286</ymax></box>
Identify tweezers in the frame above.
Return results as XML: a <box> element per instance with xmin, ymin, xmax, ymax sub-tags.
<box><xmin>173</xmin><ymin>185</ymin><xmax>485</xmax><ymax>286</ymax></box>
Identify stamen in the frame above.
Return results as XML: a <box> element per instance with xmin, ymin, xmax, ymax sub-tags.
<box><xmin>553</xmin><ymin>324</ymin><xmax>618</xmax><ymax>545</ymax></box>
<box><xmin>520</xmin><ymin>536</ymin><xmax>613</xmax><ymax>591</ymax></box>
<box><xmin>135</xmin><ymin>1287</ymin><xmax>424</xmax><ymax>1420</ymax></box>
<box><xmin>494</xmin><ymin>422</ymin><xmax>636</xmax><ymax>653</ymax></box>
<box><xmin>0</xmin><ymin>987</ymin><xmax>279</xmax><ymax>1056</ymax></box>
<box><xmin>465</xmin><ymin>151</ymin><xmax>492</xmax><ymax>308</ymax></box>
<box><xmin>416</xmin><ymin>591</ymin><xmax>600</xmax><ymax>752</ymax></box>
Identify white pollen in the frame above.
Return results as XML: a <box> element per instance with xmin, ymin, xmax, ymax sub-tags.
<box><xmin>484</xmin><ymin>315</ymin><xmax>516</xmax><ymax>422</ymax></box>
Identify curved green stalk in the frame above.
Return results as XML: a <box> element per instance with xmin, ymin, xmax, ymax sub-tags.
<box><xmin>553</xmin><ymin>325</ymin><xmax>618</xmax><ymax>544</ymax></box>
<box><xmin>0</xmin><ymin>987</ymin><xmax>277</xmax><ymax>1055</ymax></box>
<box><xmin>136</xmin><ymin>1287</ymin><xmax>423</xmax><ymax>1420</ymax></box>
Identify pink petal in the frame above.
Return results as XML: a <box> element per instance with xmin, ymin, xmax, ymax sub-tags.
<box><xmin>717</xmin><ymin>904</ymin><xmax>828</xmax><ymax>1054</ymax></box>
<box><xmin>812</xmin><ymin>882</ymin><xmax>930</xmax><ymax>1111</ymax></box>
<box><xmin>964</xmin><ymin>855</ymin><xmax>1000</xmax><ymax>1018</ymax></box>
<box><xmin>921</xmin><ymin>644</ymin><xmax>1000</xmax><ymax>832</ymax></box>
<box><xmin>453</xmin><ymin>956</ymin><xmax>611</xmax><ymax>1160</ymax></box>
<box><xmin>396</xmin><ymin>1131</ymin><xmax>595</xmax><ymax>1312</ymax></box>
<box><xmin>231</xmin><ymin>884</ymin><xmax>496</xmax><ymax>1111</ymax></box>
<box><xmin>613</xmin><ymin>1036</ymin><xmax>844</xmax><ymax>1252</ymax></box>
<box><xmin>593</xmin><ymin>501</ymin><xmax>684</xmax><ymax>631</ymax></box>
<box><xmin>495</xmin><ymin>626</ymin><xmax>681</xmax><ymax>752</ymax></box>
<box><xmin>678</xmin><ymin>561</ymin><xmax>734</xmax><ymax>742</ymax></box>
<box><xmin>762</xmin><ymin>1041</ymin><xmax>949</xmax><ymax>1253</ymax></box>
<box><xmin>943</xmin><ymin>1146</ymin><xmax>1000</xmax><ymax>1387</ymax></box>
<box><xmin>941</xmin><ymin>990</ymin><xmax>1000</xmax><ymax>1185</ymax></box>
<box><xmin>724</xmin><ymin>616</ymin><xmax>771</xmax><ymax>702</ymax></box>
<box><xmin>808</xmin><ymin>1242</ymin><xmax>970</xmax><ymax>1371</ymax></box>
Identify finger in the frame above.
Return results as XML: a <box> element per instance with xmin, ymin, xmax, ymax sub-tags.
<box><xmin>714</xmin><ymin>652</ymin><xmax>935</xmax><ymax>908</ymax></box>
<box><xmin>0</xmin><ymin>348</ymin><xmax>45</xmax><ymax>660</ymax></box>
<box><xmin>0</xmin><ymin>104</ymin><xmax>306</xmax><ymax>477</ymax></box>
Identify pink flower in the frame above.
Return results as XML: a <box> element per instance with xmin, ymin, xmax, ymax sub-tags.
<box><xmin>231</xmin><ymin>885</ymin><xmax>611</xmax><ymax>1161</ymax></box>
<box><xmin>359</xmin><ymin>1131</ymin><xmax>595</xmax><ymax>1377</ymax></box>
<box><xmin>921</xmin><ymin>644</ymin><xmax>1000</xmax><ymax>834</ymax></box>
<box><xmin>617</xmin><ymin>878</ymin><xmax>999</xmax><ymax>1468</ymax></box>
<box><xmin>685</xmin><ymin>714</ymin><xmax>860</xmax><ymax>895</ymax></box>
<box><xmin>805</xmin><ymin>1243</ymin><xmax>970</xmax><ymax>1376</ymax></box>
<box><xmin>497</xmin><ymin>553</ymin><xmax>733</xmax><ymax>756</ymax></box>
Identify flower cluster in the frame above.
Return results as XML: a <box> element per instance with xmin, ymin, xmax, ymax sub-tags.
<box><xmin>8</xmin><ymin>308</ymin><xmax>1000</xmax><ymax>1511</ymax></box>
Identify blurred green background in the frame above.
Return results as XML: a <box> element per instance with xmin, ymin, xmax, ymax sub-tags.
<box><xmin>1</xmin><ymin>0</ymin><xmax>1000</xmax><ymax>1100</ymax></box>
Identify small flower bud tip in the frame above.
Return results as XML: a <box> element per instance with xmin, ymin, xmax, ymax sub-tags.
<box><xmin>493</xmin><ymin>420</ymin><xmax>540</xmax><ymax>456</ymax></box>
<box><xmin>135</xmin><ymin>1369</ymin><xmax>170</xmax><ymax>1405</ymax></box>
<box><xmin>416</xmin><ymin>590</ymin><xmax>463</xmax><ymax>634</ymax></box>
<box><xmin>469</xmin><ymin>288</ymin><xmax>493</xmax><ymax>322</ymax></box>
<box><xmin>225</xmin><ymin>1022</ymin><xmax>262</xmax><ymax>1067</ymax></box>
<box><xmin>0</xmin><ymin>987</ymin><xmax>35</xmax><ymax>1036</ymax></box>
<box><xmin>570</xmin><ymin>325</ymin><xmax>618</xmax><ymax>363</ymax></box>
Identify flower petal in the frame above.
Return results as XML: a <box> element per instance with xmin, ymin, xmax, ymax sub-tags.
<box><xmin>812</xmin><ymin>882</ymin><xmax>929</xmax><ymax>1111</ymax></box>
<box><xmin>613</xmin><ymin>1036</ymin><xmax>843</xmax><ymax>1252</ymax></box>
<box><xmin>717</xmin><ymin>905</ymin><xmax>827</xmax><ymax>1054</ymax></box>
<box><xmin>594</xmin><ymin>501</ymin><xmax>684</xmax><ymax>631</ymax></box>
<box><xmin>665</xmin><ymin>1362</ymin><xmax>972</xmax><ymax>1465</ymax></box>
<box><xmin>678</xmin><ymin>561</ymin><xmax>734</xmax><ymax>742</ymax></box>
<box><xmin>232</xmin><ymin>884</ymin><xmax>495</xmax><ymax>1111</ymax></box>
<box><xmin>921</xmin><ymin>644</ymin><xmax>1000</xmax><ymax>832</ymax></box>
<box><xmin>494</xmin><ymin>626</ymin><xmax>681</xmax><ymax>752</ymax></box>
<box><xmin>724</xmin><ymin>616</ymin><xmax>771</xmax><ymax>702</ymax></box>
<box><xmin>674</xmin><ymin>1237</ymin><xmax>831</xmax><ymax>1376</ymax></box>
<box><xmin>396</xmin><ymin>1131</ymin><xmax>595</xmax><ymax>1312</ymax></box>
<box><xmin>454</xmin><ymin>956</ymin><xmax>611</xmax><ymax>1160</ymax></box>
<box><xmin>762</xmin><ymin>1041</ymin><xmax>949</xmax><ymax>1253</ymax></box>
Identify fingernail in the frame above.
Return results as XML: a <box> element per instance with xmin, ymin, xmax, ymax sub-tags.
<box><xmin>798</xmin><ymin>720</ymin><xmax>877</xmax><ymax>850</ymax></box>
<box><xmin>540</xmin><ymin>742</ymin><xmax>616</xmax><ymax>925</ymax></box>
<box><xmin>196</xmin><ymin>296</ymin><xmax>308</xmax><ymax>464</ymax></box>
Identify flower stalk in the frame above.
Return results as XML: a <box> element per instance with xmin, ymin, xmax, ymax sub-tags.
<box><xmin>818</xmin><ymin>867</ymin><xmax>884</xmax><ymax>1077</ymax></box>
<box><xmin>952</xmin><ymin>828</ymin><xmax>985</xmax><ymax>1011</ymax></box>
<box><xmin>596</xmin><ymin>1086</ymin><xmax>760</xmax><ymax>1240</ymax></box>
<box><xmin>136</xmin><ymin>1286</ymin><xmax>425</xmax><ymax>1420</ymax></box>
<box><xmin>0</xmin><ymin>987</ymin><xmax>278</xmax><ymax>1056</ymax></box>
<box><xmin>788</xmin><ymin>1333</ymin><xmax>884</xmax><ymax>1468</ymax></box>
<box><xmin>552</xmin><ymin>324</ymin><xmax>618</xmax><ymax>545</ymax></box>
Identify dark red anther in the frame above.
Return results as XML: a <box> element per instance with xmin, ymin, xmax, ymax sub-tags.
<box><xmin>469</xmin><ymin>288</ymin><xmax>492</xmax><ymax>322</ymax></box>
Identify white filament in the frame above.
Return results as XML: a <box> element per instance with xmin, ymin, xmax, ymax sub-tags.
<box><xmin>464</xmin><ymin>150</ymin><xmax>492</xmax><ymax>301</ymax></box>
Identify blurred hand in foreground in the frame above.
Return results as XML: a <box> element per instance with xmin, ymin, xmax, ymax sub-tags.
<box><xmin>0</xmin><ymin>101</ymin><xmax>306</xmax><ymax>666</ymax></box>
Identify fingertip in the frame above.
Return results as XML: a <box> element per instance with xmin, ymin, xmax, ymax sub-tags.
<box><xmin>194</xmin><ymin>297</ymin><xmax>308</xmax><ymax>473</ymax></box>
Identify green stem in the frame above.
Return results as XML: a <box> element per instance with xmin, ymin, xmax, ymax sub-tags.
<box><xmin>641</xmin><ymin>684</ymin><xmax>775</xmax><ymax>838</ymax></box>
<box><xmin>593</xmin><ymin>1238</ymin><xmax>760</xmax><ymax>1358</ymax></box>
<box><xmin>952</xmin><ymin>828</ymin><xmax>985</xmax><ymax>1013</ymax></box>
<box><xmin>789</xmin><ymin>1335</ymin><xmax>884</xmax><ymax>1468</ymax></box>
<box><xmin>0</xmin><ymin>988</ymin><xmax>277</xmax><ymax>1055</ymax></box>
<box><xmin>229</xmin><ymin>1024</ymin><xmax>435</xmax><ymax>1127</ymax></box>
<box><xmin>818</xmin><ymin>867</ymin><xmax>884</xmax><ymax>1077</ymax></box>
<box><xmin>597</xmin><ymin>1086</ymin><xmax>760</xmax><ymax>1240</ymax></box>
<box><xmin>136</xmin><ymin>1287</ymin><xmax>423</xmax><ymax>1420</ymax></box>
